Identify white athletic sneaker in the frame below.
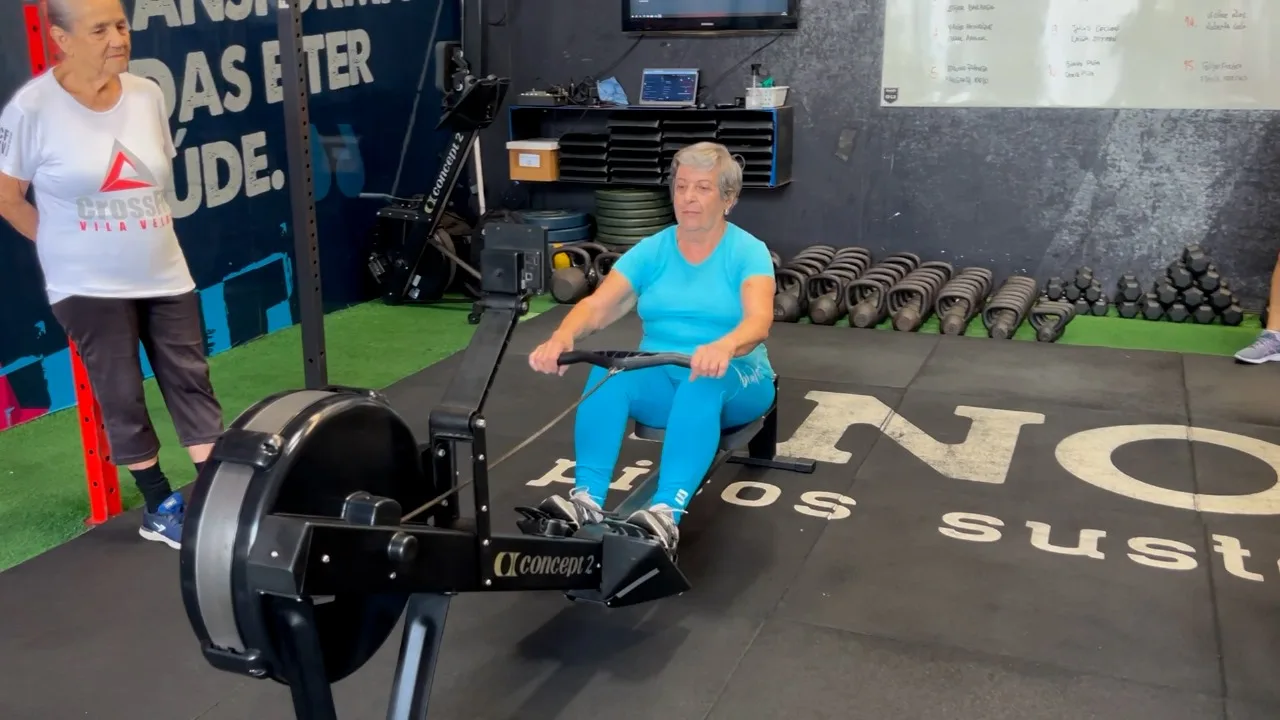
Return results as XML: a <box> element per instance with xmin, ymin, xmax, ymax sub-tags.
<box><xmin>536</xmin><ymin>488</ymin><xmax>606</xmax><ymax>530</ymax></box>
<box><xmin>625</xmin><ymin>503</ymin><xmax>679</xmax><ymax>550</ymax></box>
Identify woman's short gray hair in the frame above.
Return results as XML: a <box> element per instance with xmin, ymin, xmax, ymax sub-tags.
<box><xmin>46</xmin><ymin>0</ymin><xmax>75</xmax><ymax>30</ymax></box>
<box><xmin>669</xmin><ymin>141</ymin><xmax>744</xmax><ymax>202</ymax></box>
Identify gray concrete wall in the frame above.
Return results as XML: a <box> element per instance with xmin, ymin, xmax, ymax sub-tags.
<box><xmin>480</xmin><ymin>0</ymin><xmax>1280</xmax><ymax>308</ymax></box>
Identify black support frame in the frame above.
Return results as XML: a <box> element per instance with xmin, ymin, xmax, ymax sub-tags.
<box><xmin>276</xmin><ymin>0</ymin><xmax>327</xmax><ymax>389</ymax></box>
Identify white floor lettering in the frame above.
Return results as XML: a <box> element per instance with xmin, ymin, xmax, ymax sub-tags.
<box><xmin>1212</xmin><ymin>534</ymin><xmax>1265</xmax><ymax>581</ymax></box>
<box><xmin>1056</xmin><ymin>424</ymin><xmax>1280</xmax><ymax>516</ymax></box>
<box><xmin>940</xmin><ymin>511</ymin><xmax>1272</xmax><ymax>583</ymax></box>
<box><xmin>1127</xmin><ymin>537</ymin><xmax>1198</xmax><ymax>571</ymax></box>
<box><xmin>776</xmin><ymin>391</ymin><xmax>1044</xmax><ymax>483</ymax></box>
<box><xmin>1026</xmin><ymin>520</ymin><xmax>1106</xmax><ymax>559</ymax></box>
<box><xmin>524</xmin><ymin>461</ymin><xmax>856</xmax><ymax>521</ymax></box>
<box><xmin>525</xmin><ymin>458</ymin><xmax>653</xmax><ymax>492</ymax></box>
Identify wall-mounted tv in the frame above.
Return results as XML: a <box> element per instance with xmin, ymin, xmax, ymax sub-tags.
<box><xmin>622</xmin><ymin>0</ymin><xmax>800</xmax><ymax>34</ymax></box>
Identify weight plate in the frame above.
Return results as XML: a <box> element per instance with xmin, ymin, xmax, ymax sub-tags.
<box><xmin>596</xmin><ymin>216</ymin><xmax>674</xmax><ymax>234</ymax></box>
<box><xmin>596</xmin><ymin>219</ymin><xmax>673</xmax><ymax>237</ymax></box>
<box><xmin>181</xmin><ymin>388</ymin><xmax>428</xmax><ymax>685</ymax></box>
<box><xmin>546</xmin><ymin>224</ymin><xmax>593</xmax><ymax>242</ymax></box>
<box><xmin>595</xmin><ymin>216</ymin><xmax>675</xmax><ymax>231</ymax></box>
<box><xmin>594</xmin><ymin>205</ymin><xmax>675</xmax><ymax>221</ymax></box>
<box><xmin>521</xmin><ymin>209</ymin><xmax>590</xmax><ymax>231</ymax></box>
<box><xmin>595</xmin><ymin>187</ymin><xmax>668</xmax><ymax>202</ymax></box>
<box><xmin>595</xmin><ymin>197</ymin><xmax>672</xmax><ymax>212</ymax></box>
<box><xmin>597</xmin><ymin>231</ymin><xmax>661</xmax><ymax>246</ymax></box>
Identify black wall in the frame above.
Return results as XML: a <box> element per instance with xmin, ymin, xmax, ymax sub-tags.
<box><xmin>480</xmin><ymin>0</ymin><xmax>1280</xmax><ymax>308</ymax></box>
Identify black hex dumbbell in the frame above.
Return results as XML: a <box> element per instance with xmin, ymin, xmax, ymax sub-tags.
<box><xmin>1166</xmin><ymin>302</ymin><xmax>1190</xmax><ymax>322</ymax></box>
<box><xmin>1181</xmin><ymin>286</ymin><xmax>1205</xmax><ymax>308</ymax></box>
<box><xmin>1166</xmin><ymin>262</ymin><xmax>1194</xmax><ymax>290</ymax></box>
<box><xmin>1073</xmin><ymin>297</ymin><xmax>1091</xmax><ymax>316</ymax></box>
<box><xmin>1064</xmin><ymin>283</ymin><xmax>1083</xmax><ymax>302</ymax></box>
<box><xmin>1208</xmin><ymin>287</ymin><xmax>1233</xmax><ymax>310</ymax></box>
<box><xmin>1116</xmin><ymin>300</ymin><xmax>1139</xmax><ymax>318</ymax></box>
<box><xmin>1141</xmin><ymin>293</ymin><xmax>1165</xmax><ymax>320</ymax></box>
<box><xmin>1191</xmin><ymin>304</ymin><xmax>1216</xmax><ymax>324</ymax></box>
<box><xmin>1074</xmin><ymin>266</ymin><xmax>1095</xmax><ymax>290</ymax></box>
<box><xmin>1045</xmin><ymin>277</ymin><xmax>1065</xmax><ymax>301</ymax></box>
<box><xmin>1084</xmin><ymin>281</ymin><xmax>1104</xmax><ymax>303</ymax></box>
<box><xmin>1197</xmin><ymin>268</ymin><xmax>1221</xmax><ymax>292</ymax></box>
<box><xmin>1115</xmin><ymin>274</ymin><xmax>1142</xmax><ymax>303</ymax></box>
<box><xmin>1221</xmin><ymin>304</ymin><xmax>1244</xmax><ymax>326</ymax></box>
<box><xmin>1154</xmin><ymin>281</ymin><xmax>1179</xmax><ymax>306</ymax></box>
<box><xmin>1183</xmin><ymin>244</ymin><xmax>1211</xmax><ymax>274</ymax></box>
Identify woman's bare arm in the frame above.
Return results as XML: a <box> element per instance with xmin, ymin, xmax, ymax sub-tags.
<box><xmin>0</xmin><ymin>173</ymin><xmax>37</xmax><ymax>241</ymax></box>
<box><xmin>715</xmin><ymin>275</ymin><xmax>776</xmax><ymax>356</ymax></box>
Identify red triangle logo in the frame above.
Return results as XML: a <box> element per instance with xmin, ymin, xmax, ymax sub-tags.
<box><xmin>99</xmin><ymin>140</ymin><xmax>159</xmax><ymax>193</ymax></box>
<box><xmin>100</xmin><ymin>151</ymin><xmax>153</xmax><ymax>192</ymax></box>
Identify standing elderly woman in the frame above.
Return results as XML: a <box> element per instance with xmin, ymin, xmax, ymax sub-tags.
<box><xmin>528</xmin><ymin>141</ymin><xmax>777</xmax><ymax>549</ymax></box>
<box><xmin>0</xmin><ymin>0</ymin><xmax>224</xmax><ymax>549</ymax></box>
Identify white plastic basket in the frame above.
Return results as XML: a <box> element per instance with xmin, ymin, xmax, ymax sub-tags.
<box><xmin>746</xmin><ymin>85</ymin><xmax>789</xmax><ymax>108</ymax></box>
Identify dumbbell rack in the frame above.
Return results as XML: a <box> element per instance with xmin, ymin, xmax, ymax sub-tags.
<box><xmin>1042</xmin><ymin>244</ymin><xmax>1245</xmax><ymax>326</ymax></box>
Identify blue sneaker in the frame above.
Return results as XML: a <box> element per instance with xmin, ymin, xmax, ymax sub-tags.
<box><xmin>139</xmin><ymin>492</ymin><xmax>185</xmax><ymax>549</ymax></box>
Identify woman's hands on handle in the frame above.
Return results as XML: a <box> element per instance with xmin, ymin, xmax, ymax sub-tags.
<box><xmin>529</xmin><ymin>332</ymin><xmax>574</xmax><ymax>375</ymax></box>
<box><xmin>529</xmin><ymin>266</ymin><xmax>638</xmax><ymax>376</ymax></box>
<box><xmin>690</xmin><ymin>340</ymin><xmax>734</xmax><ymax>380</ymax></box>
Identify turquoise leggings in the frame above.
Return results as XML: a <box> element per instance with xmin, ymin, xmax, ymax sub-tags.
<box><xmin>572</xmin><ymin>361</ymin><xmax>776</xmax><ymax>522</ymax></box>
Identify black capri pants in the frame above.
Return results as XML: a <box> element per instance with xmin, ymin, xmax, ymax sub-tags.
<box><xmin>51</xmin><ymin>292</ymin><xmax>225</xmax><ymax>465</ymax></box>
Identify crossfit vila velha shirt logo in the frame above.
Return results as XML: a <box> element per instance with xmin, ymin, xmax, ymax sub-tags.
<box><xmin>0</xmin><ymin>127</ymin><xmax>12</xmax><ymax>159</ymax></box>
<box><xmin>77</xmin><ymin>139</ymin><xmax>174</xmax><ymax>233</ymax></box>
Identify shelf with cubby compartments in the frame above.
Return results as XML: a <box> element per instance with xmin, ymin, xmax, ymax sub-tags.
<box><xmin>507</xmin><ymin>105</ymin><xmax>793</xmax><ymax>189</ymax></box>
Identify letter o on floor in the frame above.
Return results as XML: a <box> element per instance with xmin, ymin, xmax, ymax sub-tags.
<box><xmin>721</xmin><ymin>481</ymin><xmax>781</xmax><ymax>508</ymax></box>
<box><xmin>1056</xmin><ymin>424</ymin><xmax>1280</xmax><ymax>515</ymax></box>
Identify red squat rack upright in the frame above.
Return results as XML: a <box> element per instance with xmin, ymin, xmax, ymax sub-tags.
<box><xmin>22</xmin><ymin>0</ymin><xmax>122</xmax><ymax>525</ymax></box>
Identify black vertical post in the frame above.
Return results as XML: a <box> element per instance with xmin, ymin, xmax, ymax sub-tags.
<box><xmin>277</xmin><ymin>0</ymin><xmax>328</xmax><ymax>389</ymax></box>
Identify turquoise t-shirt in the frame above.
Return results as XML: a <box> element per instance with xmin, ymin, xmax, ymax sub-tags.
<box><xmin>611</xmin><ymin>222</ymin><xmax>775</xmax><ymax>377</ymax></box>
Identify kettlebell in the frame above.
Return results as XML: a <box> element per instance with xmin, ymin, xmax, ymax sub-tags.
<box><xmin>551</xmin><ymin>246</ymin><xmax>595</xmax><ymax>303</ymax></box>
<box><xmin>594</xmin><ymin>250</ymin><xmax>622</xmax><ymax>281</ymax></box>
<box><xmin>773</xmin><ymin>267</ymin><xmax>807</xmax><ymax>322</ymax></box>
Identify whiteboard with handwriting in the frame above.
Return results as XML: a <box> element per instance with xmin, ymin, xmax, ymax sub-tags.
<box><xmin>879</xmin><ymin>1</ymin><xmax>1279</xmax><ymax>109</ymax></box>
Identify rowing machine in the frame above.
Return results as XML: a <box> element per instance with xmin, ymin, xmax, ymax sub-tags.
<box><xmin>178</xmin><ymin>223</ymin><xmax>816</xmax><ymax>720</ymax></box>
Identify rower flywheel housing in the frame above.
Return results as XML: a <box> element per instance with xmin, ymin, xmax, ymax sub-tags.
<box><xmin>179</xmin><ymin>388</ymin><xmax>429</xmax><ymax>684</ymax></box>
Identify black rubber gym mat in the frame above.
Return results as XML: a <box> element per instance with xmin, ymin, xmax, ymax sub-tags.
<box><xmin>909</xmin><ymin>334</ymin><xmax>1190</xmax><ymax>422</ymax></box>
<box><xmin>1183</xmin><ymin>352</ymin><xmax>1280</xmax><ymax>426</ymax></box>
<box><xmin>707</xmin><ymin>620</ymin><xmax>1225</xmax><ymax>720</ymax></box>
<box><xmin>781</xmin><ymin>435</ymin><xmax>1222</xmax><ymax>694</ymax></box>
<box><xmin>1189</xmin><ymin>418</ymin><xmax>1280</xmax><ymax>709</ymax></box>
<box><xmin>766</xmin><ymin>322</ymin><xmax>938</xmax><ymax>388</ymax></box>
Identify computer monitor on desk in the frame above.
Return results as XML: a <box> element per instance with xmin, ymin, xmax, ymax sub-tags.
<box><xmin>638</xmin><ymin>68</ymin><xmax>699</xmax><ymax>108</ymax></box>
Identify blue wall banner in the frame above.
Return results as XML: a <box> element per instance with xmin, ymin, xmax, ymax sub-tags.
<box><xmin>0</xmin><ymin>0</ymin><xmax>460</xmax><ymax>431</ymax></box>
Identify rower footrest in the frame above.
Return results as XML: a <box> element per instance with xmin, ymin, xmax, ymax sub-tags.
<box><xmin>566</xmin><ymin>532</ymin><xmax>690</xmax><ymax>608</ymax></box>
<box><xmin>514</xmin><ymin>506</ymin><xmax>576</xmax><ymax>538</ymax></box>
<box><xmin>727</xmin><ymin>453</ymin><xmax>818</xmax><ymax>473</ymax></box>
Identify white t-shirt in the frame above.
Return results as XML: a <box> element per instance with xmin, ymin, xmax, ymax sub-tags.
<box><xmin>0</xmin><ymin>70</ymin><xmax>194</xmax><ymax>304</ymax></box>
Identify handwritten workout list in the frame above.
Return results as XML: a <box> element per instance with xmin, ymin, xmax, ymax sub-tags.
<box><xmin>879</xmin><ymin>0</ymin><xmax>1279</xmax><ymax>109</ymax></box>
